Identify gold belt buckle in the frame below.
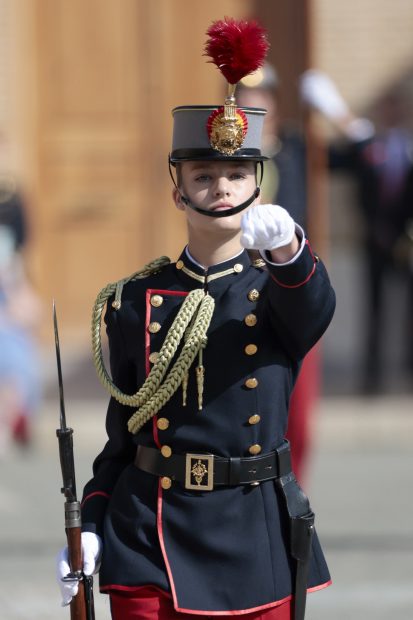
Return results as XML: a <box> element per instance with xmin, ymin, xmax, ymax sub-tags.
<box><xmin>185</xmin><ymin>453</ymin><xmax>214</xmax><ymax>491</ymax></box>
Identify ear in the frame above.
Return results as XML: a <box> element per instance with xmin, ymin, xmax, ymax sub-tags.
<box><xmin>172</xmin><ymin>187</ymin><xmax>186</xmax><ymax>211</ymax></box>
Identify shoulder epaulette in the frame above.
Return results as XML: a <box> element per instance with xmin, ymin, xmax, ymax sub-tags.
<box><xmin>104</xmin><ymin>256</ymin><xmax>170</xmax><ymax>311</ymax></box>
<box><xmin>91</xmin><ymin>256</ymin><xmax>170</xmax><ymax>410</ymax></box>
<box><xmin>110</xmin><ymin>256</ymin><xmax>170</xmax><ymax>310</ymax></box>
<box><xmin>91</xmin><ymin>256</ymin><xmax>170</xmax><ymax>388</ymax></box>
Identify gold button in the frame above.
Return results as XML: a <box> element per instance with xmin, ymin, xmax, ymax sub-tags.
<box><xmin>244</xmin><ymin>313</ymin><xmax>257</xmax><ymax>327</ymax></box>
<box><xmin>245</xmin><ymin>377</ymin><xmax>258</xmax><ymax>389</ymax></box>
<box><xmin>249</xmin><ymin>444</ymin><xmax>262</xmax><ymax>455</ymax></box>
<box><xmin>161</xmin><ymin>476</ymin><xmax>172</xmax><ymax>490</ymax></box>
<box><xmin>248</xmin><ymin>414</ymin><xmax>261</xmax><ymax>425</ymax></box>
<box><xmin>176</xmin><ymin>260</ymin><xmax>184</xmax><ymax>270</ymax></box>
<box><xmin>111</xmin><ymin>300</ymin><xmax>121</xmax><ymax>310</ymax></box>
<box><xmin>148</xmin><ymin>322</ymin><xmax>161</xmax><ymax>334</ymax></box>
<box><xmin>157</xmin><ymin>417</ymin><xmax>170</xmax><ymax>431</ymax></box>
<box><xmin>252</xmin><ymin>258</ymin><xmax>266</xmax><ymax>268</ymax></box>
<box><xmin>248</xmin><ymin>289</ymin><xmax>260</xmax><ymax>302</ymax></box>
<box><xmin>233</xmin><ymin>263</ymin><xmax>243</xmax><ymax>273</ymax></box>
<box><xmin>161</xmin><ymin>445</ymin><xmax>172</xmax><ymax>458</ymax></box>
<box><xmin>245</xmin><ymin>344</ymin><xmax>258</xmax><ymax>356</ymax></box>
<box><xmin>149</xmin><ymin>351</ymin><xmax>159</xmax><ymax>364</ymax></box>
<box><xmin>150</xmin><ymin>294</ymin><xmax>163</xmax><ymax>308</ymax></box>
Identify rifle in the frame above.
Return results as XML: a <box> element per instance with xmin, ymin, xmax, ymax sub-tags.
<box><xmin>54</xmin><ymin>302</ymin><xmax>95</xmax><ymax>620</ymax></box>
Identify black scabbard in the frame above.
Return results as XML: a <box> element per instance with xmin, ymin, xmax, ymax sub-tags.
<box><xmin>84</xmin><ymin>575</ymin><xmax>95</xmax><ymax>620</ymax></box>
<box><xmin>275</xmin><ymin>441</ymin><xmax>314</xmax><ymax>620</ymax></box>
<box><xmin>290</xmin><ymin>511</ymin><xmax>315</xmax><ymax>620</ymax></box>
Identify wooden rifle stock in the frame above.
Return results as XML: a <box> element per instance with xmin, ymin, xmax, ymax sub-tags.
<box><xmin>61</xmin><ymin>493</ymin><xmax>95</xmax><ymax>620</ymax></box>
<box><xmin>67</xmin><ymin>521</ymin><xmax>88</xmax><ymax>620</ymax></box>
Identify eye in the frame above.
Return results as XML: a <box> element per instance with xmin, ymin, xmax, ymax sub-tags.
<box><xmin>230</xmin><ymin>172</ymin><xmax>247</xmax><ymax>180</ymax></box>
<box><xmin>194</xmin><ymin>174</ymin><xmax>211</xmax><ymax>182</ymax></box>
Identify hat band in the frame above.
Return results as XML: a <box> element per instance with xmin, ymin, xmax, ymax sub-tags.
<box><xmin>170</xmin><ymin>148</ymin><xmax>267</xmax><ymax>163</ymax></box>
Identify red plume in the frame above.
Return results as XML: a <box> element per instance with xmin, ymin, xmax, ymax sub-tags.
<box><xmin>204</xmin><ymin>17</ymin><xmax>269</xmax><ymax>85</ymax></box>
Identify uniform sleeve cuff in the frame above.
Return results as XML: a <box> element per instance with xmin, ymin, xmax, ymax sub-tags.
<box><xmin>259</xmin><ymin>224</ymin><xmax>306</xmax><ymax>266</ymax></box>
<box><xmin>81</xmin><ymin>492</ymin><xmax>110</xmax><ymax>537</ymax></box>
<box><xmin>264</xmin><ymin>234</ymin><xmax>319</xmax><ymax>288</ymax></box>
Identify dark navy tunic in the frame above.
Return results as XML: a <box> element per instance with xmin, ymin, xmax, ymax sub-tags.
<box><xmin>82</xmin><ymin>240</ymin><xmax>335</xmax><ymax>615</ymax></box>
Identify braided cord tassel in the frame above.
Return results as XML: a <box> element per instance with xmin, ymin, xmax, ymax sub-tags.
<box><xmin>127</xmin><ymin>293</ymin><xmax>215</xmax><ymax>433</ymax></box>
<box><xmin>92</xmin><ymin>281</ymin><xmax>206</xmax><ymax>409</ymax></box>
<box><xmin>91</xmin><ymin>256</ymin><xmax>171</xmax><ymax>405</ymax></box>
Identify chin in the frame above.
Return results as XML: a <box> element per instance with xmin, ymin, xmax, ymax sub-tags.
<box><xmin>189</xmin><ymin>217</ymin><xmax>241</xmax><ymax>238</ymax></box>
<box><xmin>210</xmin><ymin>214</ymin><xmax>242</xmax><ymax>229</ymax></box>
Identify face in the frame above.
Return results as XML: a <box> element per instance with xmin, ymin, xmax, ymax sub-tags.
<box><xmin>173</xmin><ymin>160</ymin><xmax>258</xmax><ymax>237</ymax></box>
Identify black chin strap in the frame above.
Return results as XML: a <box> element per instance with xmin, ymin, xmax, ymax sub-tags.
<box><xmin>168</xmin><ymin>160</ymin><xmax>263</xmax><ymax>219</ymax></box>
<box><xmin>181</xmin><ymin>187</ymin><xmax>260</xmax><ymax>218</ymax></box>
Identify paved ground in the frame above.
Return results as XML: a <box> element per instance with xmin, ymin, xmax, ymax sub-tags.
<box><xmin>0</xmin><ymin>393</ymin><xmax>412</xmax><ymax>620</ymax></box>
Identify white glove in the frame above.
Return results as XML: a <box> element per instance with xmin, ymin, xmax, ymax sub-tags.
<box><xmin>240</xmin><ymin>204</ymin><xmax>295</xmax><ymax>251</ymax></box>
<box><xmin>299</xmin><ymin>69</ymin><xmax>350</xmax><ymax>120</ymax></box>
<box><xmin>56</xmin><ymin>532</ymin><xmax>102</xmax><ymax>606</ymax></box>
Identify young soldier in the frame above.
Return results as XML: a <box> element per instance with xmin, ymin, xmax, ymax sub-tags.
<box><xmin>57</xmin><ymin>19</ymin><xmax>335</xmax><ymax>620</ymax></box>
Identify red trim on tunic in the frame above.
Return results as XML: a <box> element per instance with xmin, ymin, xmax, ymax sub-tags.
<box><xmin>174</xmin><ymin>597</ymin><xmax>292</xmax><ymax>616</ymax></box>
<box><xmin>147</xmin><ymin>289</ymin><xmax>189</xmax><ymax>297</ymax></box>
<box><xmin>145</xmin><ymin>289</ymin><xmax>152</xmax><ymax>377</ymax></box>
<box><xmin>270</xmin><ymin>241</ymin><xmax>316</xmax><ymax>289</ymax></box>
<box><xmin>306</xmin><ymin>240</ymin><xmax>317</xmax><ymax>262</ymax></box>
<box><xmin>145</xmin><ymin>288</ymin><xmax>189</xmax><ymax>376</ymax></box>
<box><xmin>156</xmin><ymin>480</ymin><xmax>180</xmax><ymax>608</ymax></box>
<box><xmin>270</xmin><ymin>264</ymin><xmax>316</xmax><ymax>289</ymax></box>
<box><xmin>81</xmin><ymin>491</ymin><xmax>110</xmax><ymax>507</ymax></box>
<box><xmin>145</xmin><ymin>288</ymin><xmax>188</xmax><ymax>447</ymax></box>
<box><xmin>146</xmin><ymin>288</ymin><xmax>160</xmax><ymax>448</ymax></box>
<box><xmin>308</xmin><ymin>579</ymin><xmax>332</xmax><ymax>593</ymax></box>
<box><xmin>152</xmin><ymin>417</ymin><xmax>161</xmax><ymax>449</ymax></box>
<box><xmin>146</xmin><ymin>289</ymin><xmax>188</xmax><ymax>612</ymax></box>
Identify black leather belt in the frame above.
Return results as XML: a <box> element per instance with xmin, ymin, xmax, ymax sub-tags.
<box><xmin>134</xmin><ymin>442</ymin><xmax>292</xmax><ymax>491</ymax></box>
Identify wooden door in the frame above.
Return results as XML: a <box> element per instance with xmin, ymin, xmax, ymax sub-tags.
<box><xmin>21</xmin><ymin>0</ymin><xmax>251</xmax><ymax>340</ymax></box>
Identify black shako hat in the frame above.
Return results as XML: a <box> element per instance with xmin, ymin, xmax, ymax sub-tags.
<box><xmin>169</xmin><ymin>18</ymin><xmax>270</xmax><ymax>165</ymax></box>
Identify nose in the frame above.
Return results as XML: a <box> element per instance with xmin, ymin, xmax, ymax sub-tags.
<box><xmin>213</xmin><ymin>175</ymin><xmax>231</xmax><ymax>197</ymax></box>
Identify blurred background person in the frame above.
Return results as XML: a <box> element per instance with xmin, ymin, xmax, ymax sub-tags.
<box><xmin>301</xmin><ymin>71</ymin><xmax>413</xmax><ymax>394</ymax></box>
<box><xmin>0</xmin><ymin>142</ymin><xmax>43</xmax><ymax>452</ymax></box>
<box><xmin>237</xmin><ymin>64</ymin><xmax>321</xmax><ymax>484</ymax></box>
<box><xmin>0</xmin><ymin>132</ymin><xmax>28</xmax><ymax>252</ymax></box>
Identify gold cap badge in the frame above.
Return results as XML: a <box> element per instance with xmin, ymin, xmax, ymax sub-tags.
<box><xmin>207</xmin><ymin>99</ymin><xmax>248</xmax><ymax>156</ymax></box>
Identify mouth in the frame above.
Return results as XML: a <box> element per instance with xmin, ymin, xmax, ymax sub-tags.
<box><xmin>210</xmin><ymin>203</ymin><xmax>234</xmax><ymax>212</ymax></box>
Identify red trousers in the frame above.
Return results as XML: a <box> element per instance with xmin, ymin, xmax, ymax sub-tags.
<box><xmin>109</xmin><ymin>587</ymin><xmax>292</xmax><ymax>620</ymax></box>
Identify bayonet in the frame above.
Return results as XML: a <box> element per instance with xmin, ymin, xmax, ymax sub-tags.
<box><xmin>54</xmin><ymin>301</ymin><xmax>95</xmax><ymax>620</ymax></box>
<box><xmin>54</xmin><ymin>301</ymin><xmax>77</xmax><ymax>503</ymax></box>
<box><xmin>54</xmin><ymin>300</ymin><xmax>67</xmax><ymax>430</ymax></box>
